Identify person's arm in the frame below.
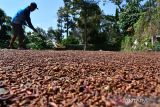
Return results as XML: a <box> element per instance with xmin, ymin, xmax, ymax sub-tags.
<box><xmin>26</xmin><ymin>16</ymin><xmax>37</xmax><ymax>32</ymax></box>
<box><xmin>24</xmin><ymin>10</ymin><xmax>37</xmax><ymax>32</ymax></box>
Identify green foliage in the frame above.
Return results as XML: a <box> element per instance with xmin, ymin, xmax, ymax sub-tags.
<box><xmin>61</xmin><ymin>36</ymin><xmax>79</xmax><ymax>46</ymax></box>
<box><xmin>153</xmin><ymin>41</ymin><xmax>160</xmax><ymax>51</ymax></box>
<box><xmin>133</xmin><ymin>12</ymin><xmax>151</xmax><ymax>51</ymax></box>
<box><xmin>0</xmin><ymin>8</ymin><xmax>12</xmax><ymax>48</ymax></box>
<box><xmin>133</xmin><ymin>0</ymin><xmax>160</xmax><ymax>51</ymax></box>
<box><xmin>117</xmin><ymin>0</ymin><xmax>160</xmax><ymax>51</ymax></box>
<box><xmin>142</xmin><ymin>0</ymin><xmax>156</xmax><ymax>12</ymax></box>
<box><xmin>26</xmin><ymin>28</ymin><xmax>54</xmax><ymax>50</ymax></box>
<box><xmin>46</xmin><ymin>39</ymin><xmax>54</xmax><ymax>49</ymax></box>
<box><xmin>118</xmin><ymin>1</ymin><xmax>141</xmax><ymax>32</ymax></box>
<box><xmin>98</xmin><ymin>14</ymin><xmax>122</xmax><ymax>51</ymax></box>
<box><xmin>121</xmin><ymin>36</ymin><xmax>133</xmax><ymax>51</ymax></box>
<box><xmin>26</xmin><ymin>32</ymin><xmax>46</xmax><ymax>49</ymax></box>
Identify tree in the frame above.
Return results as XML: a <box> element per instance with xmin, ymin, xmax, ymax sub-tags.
<box><xmin>0</xmin><ymin>8</ymin><xmax>12</xmax><ymax>48</ymax></box>
<box><xmin>47</xmin><ymin>27</ymin><xmax>63</xmax><ymax>43</ymax></box>
<box><xmin>57</xmin><ymin>7</ymin><xmax>64</xmax><ymax>37</ymax></box>
<box><xmin>118</xmin><ymin>0</ymin><xmax>142</xmax><ymax>34</ymax></box>
<box><xmin>74</xmin><ymin>0</ymin><xmax>101</xmax><ymax>50</ymax></box>
<box><xmin>57</xmin><ymin>1</ymin><xmax>76</xmax><ymax>38</ymax></box>
<box><xmin>109</xmin><ymin>0</ymin><xmax>123</xmax><ymax>11</ymax></box>
<box><xmin>57</xmin><ymin>0</ymin><xmax>102</xmax><ymax>50</ymax></box>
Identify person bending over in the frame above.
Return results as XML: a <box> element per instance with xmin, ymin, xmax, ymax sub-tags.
<box><xmin>9</xmin><ymin>2</ymin><xmax>38</xmax><ymax>49</ymax></box>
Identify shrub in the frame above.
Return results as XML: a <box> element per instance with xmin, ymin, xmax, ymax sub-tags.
<box><xmin>61</xmin><ymin>36</ymin><xmax>79</xmax><ymax>46</ymax></box>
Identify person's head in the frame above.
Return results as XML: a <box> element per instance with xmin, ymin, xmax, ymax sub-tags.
<box><xmin>29</xmin><ymin>2</ymin><xmax>38</xmax><ymax>12</ymax></box>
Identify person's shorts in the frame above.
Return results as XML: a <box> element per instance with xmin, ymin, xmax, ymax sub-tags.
<box><xmin>12</xmin><ymin>23</ymin><xmax>25</xmax><ymax>37</ymax></box>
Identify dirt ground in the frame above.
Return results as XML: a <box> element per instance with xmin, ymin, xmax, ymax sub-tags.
<box><xmin>0</xmin><ymin>49</ymin><xmax>160</xmax><ymax>107</ymax></box>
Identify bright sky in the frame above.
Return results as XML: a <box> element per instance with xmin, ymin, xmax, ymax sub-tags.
<box><xmin>0</xmin><ymin>0</ymin><xmax>117</xmax><ymax>31</ymax></box>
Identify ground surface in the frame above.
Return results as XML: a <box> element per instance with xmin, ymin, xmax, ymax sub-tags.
<box><xmin>0</xmin><ymin>50</ymin><xmax>160</xmax><ymax>107</ymax></box>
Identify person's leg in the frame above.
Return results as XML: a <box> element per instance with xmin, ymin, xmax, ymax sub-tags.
<box><xmin>8</xmin><ymin>24</ymin><xmax>17</xmax><ymax>49</ymax></box>
<box><xmin>18</xmin><ymin>33</ymin><xmax>26</xmax><ymax>49</ymax></box>
<box><xmin>8</xmin><ymin>35</ymin><xmax>17</xmax><ymax>49</ymax></box>
<box><xmin>18</xmin><ymin>26</ymin><xmax>26</xmax><ymax>49</ymax></box>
